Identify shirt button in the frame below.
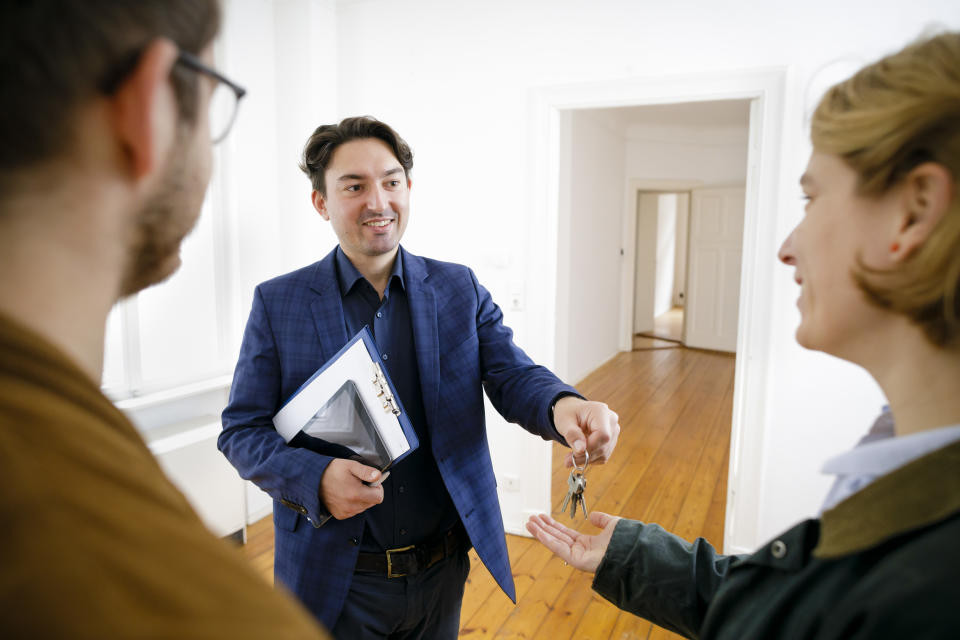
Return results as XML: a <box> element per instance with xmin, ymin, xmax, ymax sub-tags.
<box><xmin>771</xmin><ymin>540</ymin><xmax>787</xmax><ymax>558</ymax></box>
<box><xmin>376</xmin><ymin>312</ymin><xmax>382</xmax><ymax>318</ymax></box>
<box><xmin>382</xmin><ymin>353</ymin><xmax>388</xmax><ymax>361</ymax></box>
<box><xmin>398</xmin><ymin>485</ymin><xmax>405</xmax><ymax>494</ymax></box>
<box><xmin>350</xmin><ymin>537</ymin><xmax>359</xmax><ymax>546</ymax></box>
<box><xmin>400</xmin><ymin>529</ymin><xmax>407</xmax><ymax>536</ymax></box>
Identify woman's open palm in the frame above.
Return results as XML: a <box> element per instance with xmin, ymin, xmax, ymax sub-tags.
<box><xmin>525</xmin><ymin>511</ymin><xmax>620</xmax><ymax>573</ymax></box>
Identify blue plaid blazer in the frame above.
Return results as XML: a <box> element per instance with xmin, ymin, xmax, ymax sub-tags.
<box><xmin>219</xmin><ymin>246</ymin><xmax>578</xmax><ymax>627</ymax></box>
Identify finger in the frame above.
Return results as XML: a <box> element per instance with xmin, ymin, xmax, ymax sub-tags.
<box><xmin>586</xmin><ymin>421</ymin><xmax>620</xmax><ymax>463</ymax></box>
<box><xmin>587</xmin><ymin>426</ymin><xmax>613</xmax><ymax>447</ymax></box>
<box><xmin>367</xmin><ymin>470</ymin><xmax>390</xmax><ymax>487</ymax></box>
<box><xmin>526</xmin><ymin>521</ymin><xmax>572</xmax><ymax>561</ymax></box>
<box><xmin>560</xmin><ymin>433</ymin><xmax>586</xmax><ymax>464</ymax></box>
<box><xmin>585</xmin><ymin>435</ymin><xmax>611</xmax><ymax>464</ymax></box>
<box><xmin>353</xmin><ymin>484</ymin><xmax>383</xmax><ymax>510</ymax></box>
<box><xmin>531</xmin><ymin>513</ymin><xmax>575</xmax><ymax>539</ymax></box>
<box><xmin>588</xmin><ymin>510</ymin><xmax>617</xmax><ymax>530</ymax></box>
<box><xmin>348</xmin><ymin>461</ymin><xmax>381</xmax><ymax>484</ymax></box>
<box><xmin>538</xmin><ymin>514</ymin><xmax>581</xmax><ymax>544</ymax></box>
<box><xmin>532</xmin><ymin>516</ymin><xmax>575</xmax><ymax>543</ymax></box>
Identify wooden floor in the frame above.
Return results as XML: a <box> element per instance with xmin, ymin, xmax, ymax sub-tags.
<box><xmin>638</xmin><ymin>307</ymin><xmax>684</xmax><ymax>344</ymax></box>
<box><xmin>239</xmin><ymin>345</ymin><xmax>735</xmax><ymax>639</ymax></box>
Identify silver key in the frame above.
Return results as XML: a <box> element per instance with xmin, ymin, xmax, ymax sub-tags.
<box><xmin>571</xmin><ymin>476</ymin><xmax>587</xmax><ymax>518</ymax></box>
<box><xmin>560</xmin><ymin>471</ymin><xmax>577</xmax><ymax>514</ymax></box>
<box><xmin>559</xmin><ymin>451</ymin><xmax>589</xmax><ymax>519</ymax></box>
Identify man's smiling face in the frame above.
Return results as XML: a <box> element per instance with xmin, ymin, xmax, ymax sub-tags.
<box><xmin>312</xmin><ymin>137</ymin><xmax>410</xmax><ymax>262</ymax></box>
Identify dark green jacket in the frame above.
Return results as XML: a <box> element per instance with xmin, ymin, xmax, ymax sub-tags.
<box><xmin>592</xmin><ymin>440</ymin><xmax>960</xmax><ymax>639</ymax></box>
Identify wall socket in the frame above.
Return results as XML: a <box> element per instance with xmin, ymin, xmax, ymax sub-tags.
<box><xmin>499</xmin><ymin>474</ymin><xmax>520</xmax><ymax>492</ymax></box>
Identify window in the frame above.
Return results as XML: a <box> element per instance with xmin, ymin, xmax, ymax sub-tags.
<box><xmin>102</xmin><ymin>167</ymin><xmax>237</xmax><ymax>402</ymax></box>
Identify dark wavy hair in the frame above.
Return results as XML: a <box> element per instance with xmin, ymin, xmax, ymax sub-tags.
<box><xmin>299</xmin><ymin>116</ymin><xmax>414</xmax><ymax>196</ymax></box>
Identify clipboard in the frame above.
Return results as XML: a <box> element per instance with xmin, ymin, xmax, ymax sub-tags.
<box><xmin>273</xmin><ymin>327</ymin><xmax>419</xmax><ymax>473</ymax></box>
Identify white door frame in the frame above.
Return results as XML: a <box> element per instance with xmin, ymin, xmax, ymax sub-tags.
<box><xmin>526</xmin><ymin>68</ymin><xmax>786</xmax><ymax>554</ymax></box>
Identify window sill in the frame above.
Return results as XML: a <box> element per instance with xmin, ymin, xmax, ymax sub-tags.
<box><xmin>114</xmin><ymin>374</ymin><xmax>234</xmax><ymax>436</ymax></box>
<box><xmin>114</xmin><ymin>374</ymin><xmax>233</xmax><ymax>412</ymax></box>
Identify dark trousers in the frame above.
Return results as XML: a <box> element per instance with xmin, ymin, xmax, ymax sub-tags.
<box><xmin>331</xmin><ymin>549</ymin><xmax>471</xmax><ymax>639</ymax></box>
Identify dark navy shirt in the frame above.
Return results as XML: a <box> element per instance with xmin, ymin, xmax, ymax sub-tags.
<box><xmin>334</xmin><ymin>247</ymin><xmax>459</xmax><ymax>552</ymax></box>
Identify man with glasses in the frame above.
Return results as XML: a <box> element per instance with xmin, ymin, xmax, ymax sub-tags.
<box><xmin>0</xmin><ymin>2</ymin><xmax>326</xmax><ymax>636</ymax></box>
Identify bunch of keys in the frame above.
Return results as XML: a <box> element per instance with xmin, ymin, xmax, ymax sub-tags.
<box><xmin>560</xmin><ymin>451</ymin><xmax>589</xmax><ymax>519</ymax></box>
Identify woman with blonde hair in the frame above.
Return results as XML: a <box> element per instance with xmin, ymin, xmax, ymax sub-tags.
<box><xmin>527</xmin><ymin>31</ymin><xmax>960</xmax><ymax>639</ymax></box>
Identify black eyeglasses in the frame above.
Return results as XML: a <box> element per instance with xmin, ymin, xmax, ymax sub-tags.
<box><xmin>176</xmin><ymin>51</ymin><xmax>247</xmax><ymax>144</ymax></box>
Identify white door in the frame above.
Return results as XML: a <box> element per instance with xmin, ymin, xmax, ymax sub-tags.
<box><xmin>632</xmin><ymin>193</ymin><xmax>659</xmax><ymax>334</ymax></box>
<box><xmin>684</xmin><ymin>187</ymin><xmax>745</xmax><ymax>352</ymax></box>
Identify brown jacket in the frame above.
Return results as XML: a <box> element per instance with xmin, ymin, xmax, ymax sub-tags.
<box><xmin>0</xmin><ymin>313</ymin><xmax>329</xmax><ymax>638</ymax></box>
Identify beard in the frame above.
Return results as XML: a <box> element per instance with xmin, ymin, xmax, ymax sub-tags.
<box><xmin>118</xmin><ymin>131</ymin><xmax>208</xmax><ymax>297</ymax></box>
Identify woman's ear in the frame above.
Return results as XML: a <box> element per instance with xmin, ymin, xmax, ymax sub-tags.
<box><xmin>889</xmin><ymin>162</ymin><xmax>955</xmax><ymax>262</ymax></box>
<box><xmin>108</xmin><ymin>38</ymin><xmax>180</xmax><ymax>181</ymax></box>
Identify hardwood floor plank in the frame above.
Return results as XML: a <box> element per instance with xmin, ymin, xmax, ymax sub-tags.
<box><xmin>526</xmin><ymin>569</ymin><xmax>598</xmax><ymax>640</ymax></box>
<box><xmin>459</xmin><ymin>540</ymin><xmax>555</xmax><ymax>638</ymax></box>
<box><xmin>460</xmin><ymin>537</ymin><xmax>533</xmax><ymax>625</ymax></box>
<box><xmin>566</xmin><ymin>593</ymin><xmax>624</xmax><ymax>640</ymax></box>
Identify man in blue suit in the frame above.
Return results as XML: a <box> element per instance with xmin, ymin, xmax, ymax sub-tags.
<box><xmin>219</xmin><ymin>116</ymin><xmax>621</xmax><ymax>638</ymax></box>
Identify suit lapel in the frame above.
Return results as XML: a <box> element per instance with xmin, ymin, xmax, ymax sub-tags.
<box><xmin>403</xmin><ymin>249</ymin><xmax>440</xmax><ymax>433</ymax></box>
<box><xmin>309</xmin><ymin>248</ymin><xmax>350</xmax><ymax>362</ymax></box>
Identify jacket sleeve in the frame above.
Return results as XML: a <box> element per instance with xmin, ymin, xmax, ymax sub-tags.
<box><xmin>592</xmin><ymin>519</ymin><xmax>740</xmax><ymax>639</ymax></box>
<box><xmin>218</xmin><ymin>286</ymin><xmax>333</xmax><ymax>526</ymax></box>
<box><xmin>469</xmin><ymin>269</ymin><xmax>580</xmax><ymax>442</ymax></box>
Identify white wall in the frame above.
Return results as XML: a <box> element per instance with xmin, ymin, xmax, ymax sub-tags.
<box><xmin>327</xmin><ymin>0</ymin><xmax>960</xmax><ymax>550</ymax></box>
<box><xmin>221</xmin><ymin>0</ymin><xmax>340</xmax><ymax>313</ymax></box>
<box><xmin>633</xmin><ymin>192</ymin><xmax>659</xmax><ymax>335</ymax></box>
<box><xmin>560</xmin><ymin>111</ymin><xmax>627</xmax><ymax>384</ymax></box>
<box><xmin>654</xmin><ymin>194</ymin><xmax>678</xmax><ymax>317</ymax></box>
<box><xmin>627</xmin><ymin>122</ymin><xmax>750</xmax><ymax>185</ymax></box>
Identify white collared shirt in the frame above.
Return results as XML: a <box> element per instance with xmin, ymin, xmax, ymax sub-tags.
<box><xmin>820</xmin><ymin>408</ymin><xmax>960</xmax><ymax>513</ymax></box>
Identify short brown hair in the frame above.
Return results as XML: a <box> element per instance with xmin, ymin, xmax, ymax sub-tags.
<box><xmin>811</xmin><ymin>32</ymin><xmax>960</xmax><ymax>347</ymax></box>
<box><xmin>299</xmin><ymin>116</ymin><xmax>414</xmax><ymax>196</ymax></box>
<box><xmin>0</xmin><ymin>1</ymin><xmax>220</xmax><ymax>175</ymax></box>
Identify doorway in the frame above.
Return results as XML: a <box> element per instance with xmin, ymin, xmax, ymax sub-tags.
<box><xmin>632</xmin><ymin>183</ymin><xmax>747</xmax><ymax>354</ymax></box>
<box><xmin>529</xmin><ymin>68</ymin><xmax>786</xmax><ymax>555</ymax></box>
<box><xmin>633</xmin><ymin>191</ymin><xmax>689</xmax><ymax>347</ymax></box>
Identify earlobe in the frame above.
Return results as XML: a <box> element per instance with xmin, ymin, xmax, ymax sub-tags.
<box><xmin>109</xmin><ymin>38</ymin><xmax>179</xmax><ymax>181</ymax></box>
<box><xmin>890</xmin><ymin>162</ymin><xmax>954</xmax><ymax>261</ymax></box>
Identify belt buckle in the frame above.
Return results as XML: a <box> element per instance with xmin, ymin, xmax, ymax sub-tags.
<box><xmin>386</xmin><ymin>544</ymin><xmax>415</xmax><ymax>578</ymax></box>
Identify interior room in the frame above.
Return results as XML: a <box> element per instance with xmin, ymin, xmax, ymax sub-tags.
<box><xmin>99</xmin><ymin>0</ymin><xmax>960</xmax><ymax>636</ymax></box>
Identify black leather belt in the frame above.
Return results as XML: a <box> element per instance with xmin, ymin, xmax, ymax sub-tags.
<box><xmin>354</xmin><ymin>525</ymin><xmax>467</xmax><ymax>578</ymax></box>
